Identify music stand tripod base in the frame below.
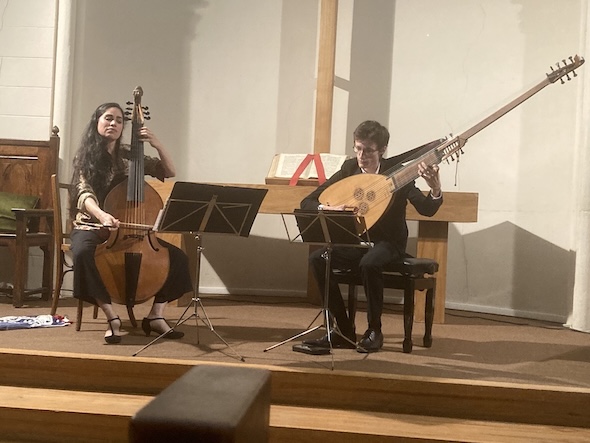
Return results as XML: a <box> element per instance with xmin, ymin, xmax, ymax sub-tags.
<box><xmin>175</xmin><ymin>291</ymin><xmax>245</xmax><ymax>362</ymax></box>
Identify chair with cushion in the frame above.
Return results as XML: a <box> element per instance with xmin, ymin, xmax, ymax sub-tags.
<box><xmin>333</xmin><ymin>254</ymin><xmax>438</xmax><ymax>353</ymax></box>
<box><xmin>0</xmin><ymin>128</ymin><xmax>59</xmax><ymax>307</ymax></box>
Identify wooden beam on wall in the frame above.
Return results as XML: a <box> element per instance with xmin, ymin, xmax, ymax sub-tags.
<box><xmin>313</xmin><ymin>0</ymin><xmax>338</xmax><ymax>154</ymax></box>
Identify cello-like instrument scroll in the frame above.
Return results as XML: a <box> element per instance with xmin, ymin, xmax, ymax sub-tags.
<box><xmin>94</xmin><ymin>86</ymin><xmax>170</xmax><ymax>308</ymax></box>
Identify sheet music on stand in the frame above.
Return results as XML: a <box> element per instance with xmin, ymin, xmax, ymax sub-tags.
<box><xmin>155</xmin><ymin>182</ymin><xmax>266</xmax><ymax>236</ymax></box>
<box><xmin>134</xmin><ymin>181</ymin><xmax>268</xmax><ymax>360</ymax></box>
<box><xmin>284</xmin><ymin>208</ymin><xmax>371</xmax><ymax>247</ymax></box>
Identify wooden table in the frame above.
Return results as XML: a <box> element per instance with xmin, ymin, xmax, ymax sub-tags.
<box><xmin>149</xmin><ymin>180</ymin><xmax>478</xmax><ymax>323</ymax></box>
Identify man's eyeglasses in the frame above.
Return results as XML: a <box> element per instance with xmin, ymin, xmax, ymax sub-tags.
<box><xmin>353</xmin><ymin>145</ymin><xmax>379</xmax><ymax>155</ymax></box>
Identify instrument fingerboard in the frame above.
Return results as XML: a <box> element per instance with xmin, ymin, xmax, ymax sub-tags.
<box><xmin>389</xmin><ymin>149</ymin><xmax>441</xmax><ymax>190</ymax></box>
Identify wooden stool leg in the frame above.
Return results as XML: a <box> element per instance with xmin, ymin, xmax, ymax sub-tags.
<box><xmin>13</xmin><ymin>243</ymin><xmax>25</xmax><ymax>308</ymax></box>
<box><xmin>50</xmin><ymin>255</ymin><xmax>64</xmax><ymax>316</ymax></box>
<box><xmin>40</xmin><ymin>244</ymin><xmax>53</xmax><ymax>301</ymax></box>
<box><xmin>76</xmin><ymin>299</ymin><xmax>84</xmax><ymax>331</ymax></box>
<box><xmin>403</xmin><ymin>279</ymin><xmax>415</xmax><ymax>353</ymax></box>
<box><xmin>127</xmin><ymin>306</ymin><xmax>137</xmax><ymax>328</ymax></box>
<box><xmin>424</xmin><ymin>284</ymin><xmax>435</xmax><ymax>348</ymax></box>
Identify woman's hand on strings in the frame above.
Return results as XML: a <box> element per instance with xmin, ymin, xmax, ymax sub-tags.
<box><xmin>139</xmin><ymin>126</ymin><xmax>160</xmax><ymax>147</ymax></box>
<box><xmin>139</xmin><ymin>126</ymin><xmax>176</xmax><ymax>178</ymax></box>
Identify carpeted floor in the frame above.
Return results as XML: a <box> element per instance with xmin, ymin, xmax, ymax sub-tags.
<box><xmin>1</xmin><ymin>293</ymin><xmax>590</xmax><ymax>389</ymax></box>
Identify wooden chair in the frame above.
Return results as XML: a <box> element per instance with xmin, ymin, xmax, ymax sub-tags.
<box><xmin>333</xmin><ymin>255</ymin><xmax>438</xmax><ymax>353</ymax></box>
<box><xmin>0</xmin><ymin>127</ymin><xmax>59</xmax><ymax>307</ymax></box>
<box><xmin>49</xmin><ymin>174</ymin><xmax>136</xmax><ymax>330</ymax></box>
<box><xmin>49</xmin><ymin>174</ymin><xmax>93</xmax><ymax>330</ymax></box>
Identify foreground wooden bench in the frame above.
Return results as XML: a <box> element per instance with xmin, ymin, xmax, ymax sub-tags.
<box><xmin>1</xmin><ymin>349</ymin><xmax>590</xmax><ymax>442</ymax></box>
<box><xmin>0</xmin><ymin>385</ymin><xmax>149</xmax><ymax>442</ymax></box>
<box><xmin>2</xmin><ymin>385</ymin><xmax>590</xmax><ymax>443</ymax></box>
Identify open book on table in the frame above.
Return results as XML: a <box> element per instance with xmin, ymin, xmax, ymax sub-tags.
<box><xmin>267</xmin><ymin>153</ymin><xmax>348</xmax><ymax>181</ymax></box>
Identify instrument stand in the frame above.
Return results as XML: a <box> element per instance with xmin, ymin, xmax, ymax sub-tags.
<box><xmin>133</xmin><ymin>234</ymin><xmax>244</xmax><ymax>361</ymax></box>
<box><xmin>263</xmin><ymin>210</ymin><xmax>369</xmax><ymax>370</ymax></box>
<box><xmin>132</xmin><ymin>182</ymin><xmax>267</xmax><ymax>361</ymax></box>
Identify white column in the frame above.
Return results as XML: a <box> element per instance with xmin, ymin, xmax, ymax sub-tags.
<box><xmin>51</xmin><ymin>0</ymin><xmax>77</xmax><ymax>179</ymax></box>
<box><xmin>568</xmin><ymin>2</ymin><xmax>590</xmax><ymax>333</ymax></box>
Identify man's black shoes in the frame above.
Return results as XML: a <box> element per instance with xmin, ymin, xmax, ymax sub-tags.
<box><xmin>299</xmin><ymin>328</ymin><xmax>384</xmax><ymax>352</ymax></box>
<box><xmin>302</xmin><ymin>330</ymin><xmax>357</xmax><ymax>349</ymax></box>
<box><xmin>357</xmin><ymin>328</ymin><xmax>383</xmax><ymax>353</ymax></box>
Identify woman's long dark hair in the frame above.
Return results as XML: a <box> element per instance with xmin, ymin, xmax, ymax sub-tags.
<box><xmin>70</xmin><ymin>103</ymin><xmax>125</xmax><ymax>212</ymax></box>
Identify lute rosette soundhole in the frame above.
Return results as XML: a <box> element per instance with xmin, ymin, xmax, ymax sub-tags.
<box><xmin>354</xmin><ymin>188</ymin><xmax>364</xmax><ymax>200</ymax></box>
<box><xmin>366</xmin><ymin>190</ymin><xmax>376</xmax><ymax>202</ymax></box>
<box><xmin>357</xmin><ymin>202</ymin><xmax>369</xmax><ymax>215</ymax></box>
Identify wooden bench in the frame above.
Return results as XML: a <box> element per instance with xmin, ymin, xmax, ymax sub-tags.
<box><xmin>1</xmin><ymin>349</ymin><xmax>589</xmax><ymax>442</ymax></box>
<box><xmin>0</xmin><ymin>128</ymin><xmax>60</xmax><ymax>307</ymax></box>
<box><xmin>3</xmin><ymin>386</ymin><xmax>590</xmax><ymax>443</ymax></box>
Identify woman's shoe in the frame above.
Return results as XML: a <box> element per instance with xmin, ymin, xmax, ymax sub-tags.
<box><xmin>141</xmin><ymin>317</ymin><xmax>184</xmax><ymax>339</ymax></box>
<box><xmin>104</xmin><ymin>317</ymin><xmax>122</xmax><ymax>344</ymax></box>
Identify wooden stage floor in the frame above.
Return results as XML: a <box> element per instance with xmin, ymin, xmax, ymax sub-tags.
<box><xmin>2</xmin><ymin>294</ymin><xmax>590</xmax><ymax>442</ymax></box>
<box><xmin>1</xmin><ymin>293</ymin><xmax>589</xmax><ymax>389</ymax></box>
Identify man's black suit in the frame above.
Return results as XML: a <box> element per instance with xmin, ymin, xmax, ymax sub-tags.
<box><xmin>300</xmin><ymin>145</ymin><xmax>443</xmax><ymax>336</ymax></box>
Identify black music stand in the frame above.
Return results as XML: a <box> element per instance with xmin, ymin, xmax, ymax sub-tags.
<box><xmin>264</xmin><ymin>209</ymin><xmax>370</xmax><ymax>368</ymax></box>
<box><xmin>132</xmin><ymin>182</ymin><xmax>267</xmax><ymax>361</ymax></box>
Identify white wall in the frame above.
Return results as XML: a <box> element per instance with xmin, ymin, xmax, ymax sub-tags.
<box><xmin>61</xmin><ymin>0</ymin><xmax>319</xmax><ymax>296</ymax></box>
<box><xmin>389</xmin><ymin>0</ymin><xmax>583</xmax><ymax>321</ymax></box>
<box><xmin>3</xmin><ymin>0</ymin><xmax>588</xmax><ymax>324</ymax></box>
<box><xmin>0</xmin><ymin>0</ymin><xmax>56</xmax><ymax>140</ymax></box>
